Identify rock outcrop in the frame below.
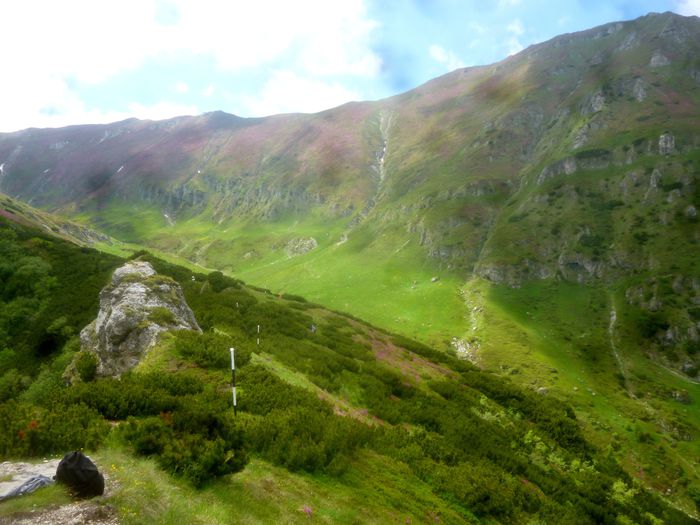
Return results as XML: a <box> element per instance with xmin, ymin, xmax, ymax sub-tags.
<box><xmin>285</xmin><ymin>237</ymin><xmax>318</xmax><ymax>257</ymax></box>
<box><xmin>649</xmin><ymin>50</ymin><xmax>670</xmax><ymax>67</ymax></box>
<box><xmin>79</xmin><ymin>261</ymin><xmax>200</xmax><ymax>377</ymax></box>
<box><xmin>658</xmin><ymin>132</ymin><xmax>675</xmax><ymax>155</ymax></box>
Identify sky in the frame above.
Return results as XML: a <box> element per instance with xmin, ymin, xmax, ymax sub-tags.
<box><xmin>1</xmin><ymin>0</ymin><xmax>699</xmax><ymax>132</ymax></box>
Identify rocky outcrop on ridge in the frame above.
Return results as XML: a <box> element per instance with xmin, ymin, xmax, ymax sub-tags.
<box><xmin>79</xmin><ymin>261</ymin><xmax>200</xmax><ymax>377</ymax></box>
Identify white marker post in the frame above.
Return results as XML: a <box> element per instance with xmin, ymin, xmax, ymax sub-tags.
<box><xmin>257</xmin><ymin>324</ymin><xmax>260</xmax><ymax>345</ymax></box>
<box><xmin>230</xmin><ymin>347</ymin><xmax>237</xmax><ymax>416</ymax></box>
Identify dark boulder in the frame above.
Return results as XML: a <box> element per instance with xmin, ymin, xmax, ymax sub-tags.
<box><xmin>55</xmin><ymin>451</ymin><xmax>104</xmax><ymax>498</ymax></box>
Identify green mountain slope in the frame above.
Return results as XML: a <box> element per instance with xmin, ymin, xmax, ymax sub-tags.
<box><xmin>0</xmin><ymin>12</ymin><xmax>696</xmax><ymax>360</ymax></box>
<box><xmin>0</xmin><ymin>208</ymin><xmax>697</xmax><ymax>524</ymax></box>
<box><xmin>0</xmin><ymin>192</ymin><xmax>118</xmax><ymax>250</ymax></box>
<box><xmin>1</xmin><ymin>10</ymin><xmax>700</xmax><ymax>516</ymax></box>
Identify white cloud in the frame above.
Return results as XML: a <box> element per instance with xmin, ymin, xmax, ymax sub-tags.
<box><xmin>0</xmin><ymin>0</ymin><xmax>380</xmax><ymax>131</ymax></box>
<box><xmin>243</xmin><ymin>71</ymin><xmax>358</xmax><ymax>116</ymax></box>
<box><xmin>0</xmin><ymin>2</ymin><xmax>163</xmax><ymax>85</ymax></box>
<box><xmin>169</xmin><ymin>0</ymin><xmax>380</xmax><ymax>76</ymax></box>
<box><xmin>0</xmin><ymin>0</ymin><xmax>380</xmax><ymax>80</ymax></box>
<box><xmin>498</xmin><ymin>0</ymin><xmax>521</xmax><ymax>8</ymax></box>
<box><xmin>203</xmin><ymin>85</ymin><xmax>215</xmax><ymax>97</ymax></box>
<box><xmin>429</xmin><ymin>44</ymin><xmax>465</xmax><ymax>71</ymax></box>
<box><xmin>676</xmin><ymin>0</ymin><xmax>700</xmax><ymax>15</ymax></box>
<box><xmin>174</xmin><ymin>82</ymin><xmax>189</xmax><ymax>94</ymax></box>
<box><xmin>507</xmin><ymin>19</ymin><xmax>525</xmax><ymax>36</ymax></box>
<box><xmin>0</xmin><ymin>77</ymin><xmax>198</xmax><ymax>131</ymax></box>
<box><xmin>506</xmin><ymin>18</ymin><xmax>525</xmax><ymax>55</ymax></box>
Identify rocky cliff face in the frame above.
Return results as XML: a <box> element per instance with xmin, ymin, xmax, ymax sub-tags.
<box><xmin>79</xmin><ymin>261</ymin><xmax>200</xmax><ymax>377</ymax></box>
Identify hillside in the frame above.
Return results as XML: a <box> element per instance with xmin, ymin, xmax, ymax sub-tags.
<box><xmin>1</xmin><ymin>10</ymin><xmax>700</xmax><ymax>518</ymax></box>
<box><xmin>0</xmin><ymin>193</ymin><xmax>117</xmax><ymax>250</ymax></box>
<box><xmin>3</xmin><ymin>205</ymin><xmax>696</xmax><ymax>523</ymax></box>
<box><xmin>0</xmin><ymin>11</ymin><xmax>697</xmax><ymax>357</ymax></box>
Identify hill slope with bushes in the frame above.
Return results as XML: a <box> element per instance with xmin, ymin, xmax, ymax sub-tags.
<box><xmin>1</xmin><ymin>202</ymin><xmax>697</xmax><ymax>523</ymax></box>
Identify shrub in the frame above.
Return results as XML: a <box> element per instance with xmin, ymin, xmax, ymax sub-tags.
<box><xmin>75</xmin><ymin>351</ymin><xmax>98</xmax><ymax>382</ymax></box>
<box><xmin>247</xmin><ymin>406</ymin><xmax>370</xmax><ymax>474</ymax></box>
<box><xmin>575</xmin><ymin>148</ymin><xmax>611</xmax><ymax>160</ymax></box>
<box><xmin>281</xmin><ymin>293</ymin><xmax>307</xmax><ymax>303</ymax></box>
<box><xmin>207</xmin><ymin>271</ymin><xmax>241</xmax><ymax>293</ymax></box>
<box><xmin>148</xmin><ymin>306</ymin><xmax>176</xmax><ymax>326</ymax></box>
<box><xmin>0</xmin><ymin>400</ymin><xmax>108</xmax><ymax>458</ymax></box>
<box><xmin>61</xmin><ymin>373</ymin><xmax>183</xmax><ymax>419</ymax></box>
<box><xmin>391</xmin><ymin>334</ymin><xmax>460</xmax><ymax>365</ymax></box>
<box><xmin>689</xmin><ymin>486</ymin><xmax>700</xmax><ymax>511</ymax></box>
<box><xmin>174</xmin><ymin>330</ymin><xmax>251</xmax><ymax>370</ymax></box>
<box><xmin>239</xmin><ymin>367</ymin><xmax>371</xmax><ymax>474</ymax></box>
<box><xmin>0</xmin><ymin>369</ymin><xmax>31</xmax><ymax>402</ymax></box>
<box><xmin>122</xmin><ymin>397</ymin><xmax>249</xmax><ymax>487</ymax></box>
<box><xmin>638</xmin><ymin>312</ymin><xmax>670</xmax><ymax>339</ymax></box>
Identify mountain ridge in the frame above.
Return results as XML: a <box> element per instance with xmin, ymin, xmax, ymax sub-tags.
<box><xmin>2</xmin><ymin>11</ymin><xmax>700</xmax><ymax>514</ymax></box>
<box><xmin>1</xmin><ymin>11</ymin><xmax>698</xmax><ymax>368</ymax></box>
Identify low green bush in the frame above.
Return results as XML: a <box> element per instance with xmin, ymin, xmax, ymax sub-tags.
<box><xmin>122</xmin><ymin>395</ymin><xmax>248</xmax><ymax>487</ymax></box>
<box><xmin>174</xmin><ymin>330</ymin><xmax>251</xmax><ymax>370</ymax></box>
<box><xmin>0</xmin><ymin>369</ymin><xmax>31</xmax><ymax>402</ymax></box>
<box><xmin>0</xmin><ymin>400</ymin><xmax>107</xmax><ymax>458</ymax></box>
<box><xmin>75</xmin><ymin>351</ymin><xmax>98</xmax><ymax>382</ymax></box>
<box><xmin>148</xmin><ymin>306</ymin><xmax>176</xmax><ymax>326</ymax></box>
<box><xmin>240</xmin><ymin>367</ymin><xmax>371</xmax><ymax>474</ymax></box>
<box><xmin>207</xmin><ymin>271</ymin><xmax>241</xmax><ymax>292</ymax></box>
<box><xmin>60</xmin><ymin>372</ymin><xmax>202</xmax><ymax>419</ymax></box>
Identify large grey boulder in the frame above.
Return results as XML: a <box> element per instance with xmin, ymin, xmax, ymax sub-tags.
<box><xmin>79</xmin><ymin>261</ymin><xmax>200</xmax><ymax>377</ymax></box>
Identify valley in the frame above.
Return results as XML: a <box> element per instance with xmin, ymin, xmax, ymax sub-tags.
<box><xmin>0</xmin><ymin>10</ymin><xmax>699</xmax><ymax>523</ymax></box>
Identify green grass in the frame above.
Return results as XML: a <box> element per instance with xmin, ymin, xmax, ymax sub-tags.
<box><xmin>97</xmin><ymin>445</ymin><xmax>472</xmax><ymax>525</ymax></box>
<box><xmin>236</xmin><ymin>223</ymin><xmax>468</xmax><ymax>349</ymax></box>
<box><xmin>80</xmin><ymin>200</ymin><xmax>470</xmax><ymax>350</ymax></box>
<box><xmin>0</xmin><ymin>483</ymin><xmax>73</xmax><ymax>517</ymax></box>
<box><xmin>465</xmin><ymin>277</ymin><xmax>700</xmax><ymax>512</ymax></box>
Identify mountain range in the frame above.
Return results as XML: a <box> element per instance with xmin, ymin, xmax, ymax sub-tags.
<box><xmin>1</xmin><ymin>10</ymin><xmax>699</xmax><ymax>517</ymax></box>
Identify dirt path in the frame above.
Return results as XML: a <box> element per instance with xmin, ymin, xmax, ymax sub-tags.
<box><xmin>0</xmin><ymin>501</ymin><xmax>118</xmax><ymax>525</ymax></box>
